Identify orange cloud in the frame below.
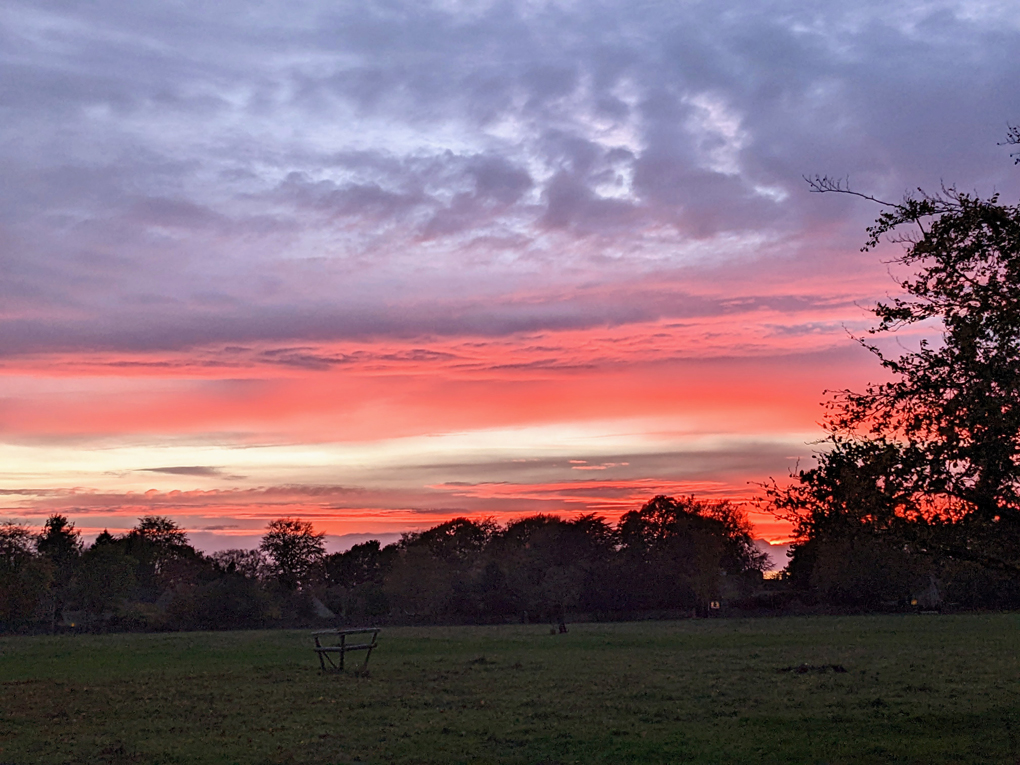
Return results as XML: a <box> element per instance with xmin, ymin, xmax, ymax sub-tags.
<box><xmin>1</xmin><ymin>295</ymin><xmax>884</xmax><ymax>546</ymax></box>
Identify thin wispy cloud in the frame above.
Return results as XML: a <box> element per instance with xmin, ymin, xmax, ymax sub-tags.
<box><xmin>141</xmin><ymin>466</ymin><xmax>228</xmax><ymax>477</ymax></box>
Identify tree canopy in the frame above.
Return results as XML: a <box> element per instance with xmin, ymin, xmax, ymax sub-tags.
<box><xmin>36</xmin><ymin>514</ymin><xmax>83</xmax><ymax>568</ymax></box>
<box><xmin>771</xmin><ymin>169</ymin><xmax>1020</xmax><ymax>580</ymax></box>
<box><xmin>259</xmin><ymin>518</ymin><xmax>326</xmax><ymax>590</ymax></box>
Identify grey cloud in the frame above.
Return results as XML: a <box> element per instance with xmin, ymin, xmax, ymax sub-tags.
<box><xmin>270</xmin><ymin>150</ymin><xmax>535</xmax><ymax>240</ymax></box>
<box><xmin>257</xmin><ymin>346</ymin><xmax>357</xmax><ymax>370</ymax></box>
<box><xmin>256</xmin><ymin>345</ymin><xmax>460</xmax><ymax>370</ymax></box>
<box><xmin>0</xmin><ymin>279</ymin><xmax>867</xmax><ymax>357</ymax></box>
<box><xmin>541</xmin><ymin>170</ymin><xmax>638</xmax><ymax>233</ymax></box>
<box><xmin>1</xmin><ymin>0</ymin><xmax>1019</xmax><ymax>355</ymax></box>
<box><xmin>141</xmin><ymin>466</ymin><xmax>226</xmax><ymax>477</ymax></box>
<box><xmin>465</xmin><ymin>155</ymin><xmax>533</xmax><ymax>205</ymax></box>
<box><xmin>421</xmin><ymin>442</ymin><xmax>808</xmax><ymax>484</ymax></box>
<box><xmin>128</xmin><ymin>197</ymin><xmax>228</xmax><ymax>230</ymax></box>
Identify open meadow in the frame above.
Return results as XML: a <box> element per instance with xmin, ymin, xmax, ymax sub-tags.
<box><xmin>2</xmin><ymin>614</ymin><xmax>1019</xmax><ymax>764</ymax></box>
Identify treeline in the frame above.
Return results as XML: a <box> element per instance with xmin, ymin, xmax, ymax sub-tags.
<box><xmin>777</xmin><ymin>479</ymin><xmax>1020</xmax><ymax>611</ymax></box>
<box><xmin>0</xmin><ymin>495</ymin><xmax>769</xmax><ymax>633</ymax></box>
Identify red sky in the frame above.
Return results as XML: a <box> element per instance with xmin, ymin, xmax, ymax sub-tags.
<box><xmin>2</xmin><ymin>0</ymin><xmax>1019</xmax><ymax>556</ymax></box>
<box><xmin>1</xmin><ymin>287</ymin><xmax>888</xmax><ymax>549</ymax></box>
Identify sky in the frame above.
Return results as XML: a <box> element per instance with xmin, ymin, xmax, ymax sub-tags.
<box><xmin>2</xmin><ymin>0</ymin><xmax>1020</xmax><ymax>556</ymax></box>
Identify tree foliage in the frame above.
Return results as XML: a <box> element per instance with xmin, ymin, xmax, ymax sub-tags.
<box><xmin>616</xmin><ymin>496</ymin><xmax>768</xmax><ymax>612</ymax></box>
<box><xmin>844</xmin><ymin>185</ymin><xmax>1020</xmax><ymax>525</ymax></box>
<box><xmin>35</xmin><ymin>514</ymin><xmax>84</xmax><ymax>628</ymax></box>
<box><xmin>773</xmin><ymin>169</ymin><xmax>1020</xmax><ymax>586</ymax></box>
<box><xmin>72</xmin><ymin>543</ymin><xmax>136</xmax><ymax>626</ymax></box>
<box><xmin>36</xmin><ymin>514</ymin><xmax>83</xmax><ymax>568</ymax></box>
<box><xmin>1</xmin><ymin>498</ymin><xmax>774</xmax><ymax>631</ymax></box>
<box><xmin>209</xmin><ymin>548</ymin><xmax>268</xmax><ymax>580</ymax></box>
<box><xmin>259</xmin><ymin>518</ymin><xmax>325</xmax><ymax>590</ymax></box>
<box><xmin>0</xmin><ymin>522</ymin><xmax>52</xmax><ymax>625</ymax></box>
<box><xmin>122</xmin><ymin>516</ymin><xmax>200</xmax><ymax>595</ymax></box>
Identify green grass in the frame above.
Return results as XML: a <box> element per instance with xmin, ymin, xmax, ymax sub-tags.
<box><xmin>2</xmin><ymin>614</ymin><xmax>1019</xmax><ymax>764</ymax></box>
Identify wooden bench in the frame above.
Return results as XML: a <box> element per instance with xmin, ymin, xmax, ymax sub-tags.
<box><xmin>312</xmin><ymin>628</ymin><xmax>380</xmax><ymax>672</ymax></box>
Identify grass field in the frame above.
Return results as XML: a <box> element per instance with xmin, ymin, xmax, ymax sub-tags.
<box><xmin>2</xmin><ymin>614</ymin><xmax>1019</xmax><ymax>764</ymax></box>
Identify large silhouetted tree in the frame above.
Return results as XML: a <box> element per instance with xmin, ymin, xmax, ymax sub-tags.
<box><xmin>36</xmin><ymin>514</ymin><xmax>83</xmax><ymax>629</ymax></box>
<box><xmin>122</xmin><ymin>516</ymin><xmax>201</xmax><ymax>596</ymax></box>
<box><xmin>37</xmin><ymin>515</ymin><xmax>83</xmax><ymax>567</ymax></box>
<box><xmin>775</xmin><ymin>165</ymin><xmax>1020</xmax><ymax>576</ymax></box>
<box><xmin>259</xmin><ymin>518</ymin><xmax>325</xmax><ymax>590</ymax></box>
<box><xmin>616</xmin><ymin>496</ymin><xmax>767</xmax><ymax>613</ymax></box>
<box><xmin>323</xmin><ymin>540</ymin><xmax>395</xmax><ymax>618</ymax></box>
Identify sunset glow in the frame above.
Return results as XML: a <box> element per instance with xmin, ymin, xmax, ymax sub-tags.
<box><xmin>3</xmin><ymin>0</ymin><xmax>1019</xmax><ymax>553</ymax></box>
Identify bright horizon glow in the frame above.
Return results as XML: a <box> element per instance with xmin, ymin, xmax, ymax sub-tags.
<box><xmin>2</xmin><ymin>0</ymin><xmax>1018</xmax><ymax>556</ymax></box>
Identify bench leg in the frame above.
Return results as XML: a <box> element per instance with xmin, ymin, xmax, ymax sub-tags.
<box><xmin>315</xmin><ymin>637</ymin><xmax>327</xmax><ymax>671</ymax></box>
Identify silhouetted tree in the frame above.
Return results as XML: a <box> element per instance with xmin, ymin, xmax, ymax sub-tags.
<box><xmin>325</xmin><ymin>540</ymin><xmax>388</xmax><ymax>588</ymax></box>
<box><xmin>209</xmin><ymin>548</ymin><xmax>269</xmax><ymax>580</ymax></box>
<box><xmin>382</xmin><ymin>518</ymin><xmax>498</xmax><ymax>620</ymax></box>
<box><xmin>72</xmin><ymin>542</ymin><xmax>135</xmax><ymax>629</ymax></box>
<box><xmin>36</xmin><ymin>514</ymin><xmax>83</xmax><ymax>629</ymax></box>
<box><xmin>617</xmin><ymin>496</ymin><xmax>767</xmax><ymax>613</ymax></box>
<box><xmin>36</xmin><ymin>514</ymin><xmax>83</xmax><ymax>567</ymax></box>
<box><xmin>401</xmin><ymin>517</ymin><xmax>497</xmax><ymax>567</ymax></box>
<box><xmin>473</xmin><ymin>559</ymin><xmax>517</xmax><ymax>620</ymax></box>
<box><xmin>259</xmin><ymin>518</ymin><xmax>325</xmax><ymax>590</ymax></box>
<box><xmin>0</xmin><ymin>522</ymin><xmax>52</xmax><ymax>627</ymax></box>
<box><xmin>384</xmin><ymin>543</ymin><xmax>456</xmax><ymax>620</ymax></box>
<box><xmin>493</xmin><ymin>515</ymin><xmax>597</xmax><ymax>621</ymax></box>
<box><xmin>1005</xmin><ymin>124</ymin><xmax>1020</xmax><ymax>163</ymax></box>
<box><xmin>122</xmin><ymin>516</ymin><xmax>201</xmax><ymax>596</ymax></box>
<box><xmin>781</xmin><ymin>173</ymin><xmax>1020</xmax><ymax>576</ymax></box>
<box><xmin>323</xmin><ymin>540</ymin><xmax>396</xmax><ymax>618</ymax></box>
<box><xmin>165</xmin><ymin>571</ymin><xmax>274</xmax><ymax>630</ymax></box>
